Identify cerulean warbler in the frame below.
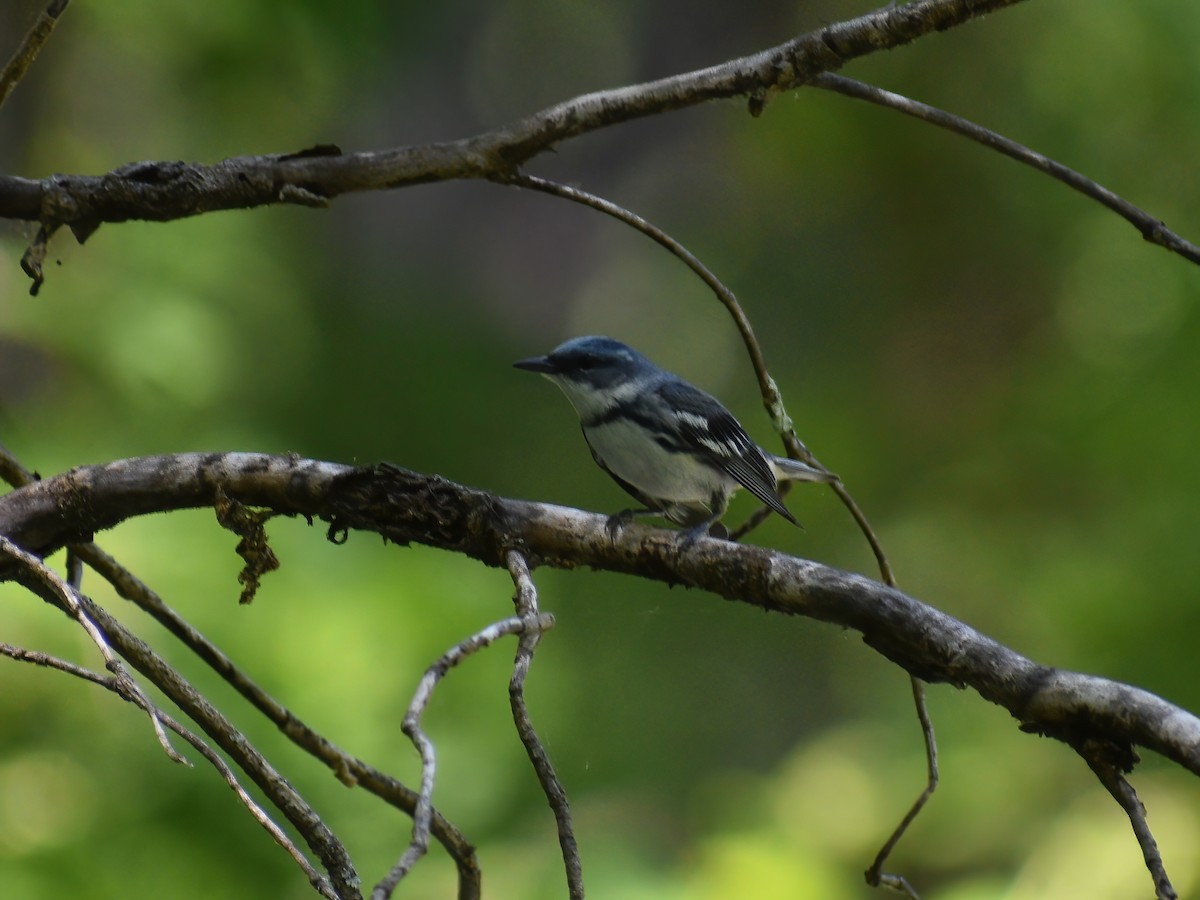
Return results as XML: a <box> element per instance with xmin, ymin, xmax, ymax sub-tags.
<box><xmin>514</xmin><ymin>336</ymin><xmax>837</xmax><ymax>542</ymax></box>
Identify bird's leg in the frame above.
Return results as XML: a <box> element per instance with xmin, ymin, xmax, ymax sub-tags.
<box><xmin>676</xmin><ymin>490</ymin><xmax>733</xmax><ymax>548</ymax></box>
<box><xmin>678</xmin><ymin>516</ymin><xmax>727</xmax><ymax>548</ymax></box>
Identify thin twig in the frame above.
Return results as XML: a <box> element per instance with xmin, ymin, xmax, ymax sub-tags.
<box><xmin>1078</xmin><ymin>740</ymin><xmax>1178</xmax><ymax>900</ymax></box>
<box><xmin>864</xmin><ymin>677</ymin><xmax>939</xmax><ymax>897</ymax></box>
<box><xmin>0</xmin><ymin>641</ymin><xmax>337</xmax><ymax>899</ymax></box>
<box><xmin>0</xmin><ymin>440</ymin><xmax>37</xmax><ymax>487</ymax></box>
<box><xmin>375</xmin><ymin>614</ymin><xmax>538</xmax><ymax>899</ymax></box>
<box><xmin>504</xmin><ymin>174</ymin><xmax>780</xmax><ymax>417</ymax></box>
<box><xmin>65</xmin><ymin>546</ymin><xmax>83</xmax><ymax>588</ymax></box>
<box><xmin>0</xmin><ymin>0</ymin><xmax>69</xmax><ymax>112</ymax></box>
<box><xmin>504</xmin><ymin>550</ymin><xmax>579</xmax><ymax>898</ymax></box>
<box><xmin>727</xmin><ymin>503</ymin><xmax>777</xmax><ymax>542</ymax></box>
<box><xmin>811</xmin><ymin>72</ymin><xmax>1200</xmax><ymax>267</ymax></box>
<box><xmin>2</xmin><ymin>642</ymin><xmax>102</xmax><ymax>681</ymax></box>
<box><xmin>169</xmin><ymin>721</ymin><xmax>337</xmax><ymax>899</ymax></box>
<box><xmin>0</xmin><ymin>534</ymin><xmax>188</xmax><ymax>765</ymax></box>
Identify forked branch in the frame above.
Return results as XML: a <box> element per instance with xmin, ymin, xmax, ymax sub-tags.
<box><xmin>0</xmin><ymin>0</ymin><xmax>1031</xmax><ymax>291</ymax></box>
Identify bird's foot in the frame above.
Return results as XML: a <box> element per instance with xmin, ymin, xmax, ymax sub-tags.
<box><xmin>605</xmin><ymin>509</ymin><xmax>636</xmax><ymax>541</ymax></box>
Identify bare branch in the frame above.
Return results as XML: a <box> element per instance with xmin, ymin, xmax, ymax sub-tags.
<box><xmin>2</xmin><ymin>453</ymin><xmax>1197</xmax><ymax>781</ymax></box>
<box><xmin>83</xmin><ymin>595</ymin><xmax>361</xmax><ymax>897</ymax></box>
<box><xmin>1</xmin><ymin>444</ymin><xmax>348</xmax><ymax>894</ymax></box>
<box><xmin>865</xmin><ymin>677</ymin><xmax>939</xmax><ymax>897</ymax></box>
<box><xmin>6</xmin><ymin>450</ymin><xmax>487</xmax><ymax>900</ymax></box>
<box><xmin>0</xmin><ymin>1</ymin><xmax>1025</xmax><ymax>262</ymax></box>
<box><xmin>1076</xmin><ymin>740</ymin><xmax>1178</xmax><ymax>900</ymax></box>
<box><xmin>812</xmin><ymin>73</ymin><xmax>1200</xmax><ymax>267</ymax></box>
<box><xmin>72</xmin><ymin>539</ymin><xmax>481</xmax><ymax>896</ymax></box>
<box><xmin>0</xmin><ymin>640</ymin><xmax>113</xmax><ymax>686</ymax></box>
<box><xmin>0</xmin><ymin>0</ymin><xmax>70</xmax><ymax>111</ymax></box>
<box><xmin>505</xmin><ymin>550</ymin><xmax>580</xmax><ymax>898</ymax></box>
<box><xmin>376</xmin><ymin>613</ymin><xmax>540</xmax><ymax>898</ymax></box>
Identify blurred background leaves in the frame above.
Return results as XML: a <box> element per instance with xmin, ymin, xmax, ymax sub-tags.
<box><xmin>2</xmin><ymin>0</ymin><xmax>1199</xmax><ymax>896</ymax></box>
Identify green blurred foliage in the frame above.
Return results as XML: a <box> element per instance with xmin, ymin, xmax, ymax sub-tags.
<box><xmin>2</xmin><ymin>0</ymin><xmax>1200</xmax><ymax>897</ymax></box>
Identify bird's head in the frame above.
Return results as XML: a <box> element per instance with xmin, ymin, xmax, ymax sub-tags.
<box><xmin>514</xmin><ymin>336</ymin><xmax>658</xmax><ymax>418</ymax></box>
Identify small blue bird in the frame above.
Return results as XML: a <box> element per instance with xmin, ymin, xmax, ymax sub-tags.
<box><xmin>514</xmin><ymin>336</ymin><xmax>837</xmax><ymax>542</ymax></box>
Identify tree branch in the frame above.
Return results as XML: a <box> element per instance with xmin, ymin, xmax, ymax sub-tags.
<box><xmin>505</xmin><ymin>550</ymin><xmax>581</xmax><ymax>898</ymax></box>
<box><xmin>2</xmin><ymin>451</ymin><xmax>1197</xmax><ymax>780</ymax></box>
<box><xmin>811</xmin><ymin>73</ymin><xmax>1200</xmax><ymax>266</ymax></box>
<box><xmin>0</xmin><ymin>0</ymin><xmax>1024</xmax><ymax>236</ymax></box>
<box><xmin>377</xmin><ymin>613</ymin><xmax>539</xmax><ymax>898</ymax></box>
<box><xmin>0</xmin><ymin>0</ymin><xmax>70</xmax><ymax>111</ymax></box>
<box><xmin>1076</xmin><ymin>739</ymin><xmax>1178</xmax><ymax>900</ymax></box>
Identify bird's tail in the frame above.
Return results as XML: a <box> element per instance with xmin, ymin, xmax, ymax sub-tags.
<box><xmin>769</xmin><ymin>455</ymin><xmax>839</xmax><ymax>484</ymax></box>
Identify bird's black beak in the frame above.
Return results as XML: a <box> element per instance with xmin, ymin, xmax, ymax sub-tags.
<box><xmin>513</xmin><ymin>354</ymin><xmax>557</xmax><ymax>374</ymax></box>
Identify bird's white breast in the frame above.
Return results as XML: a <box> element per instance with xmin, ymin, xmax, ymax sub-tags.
<box><xmin>583</xmin><ymin>419</ymin><xmax>732</xmax><ymax>503</ymax></box>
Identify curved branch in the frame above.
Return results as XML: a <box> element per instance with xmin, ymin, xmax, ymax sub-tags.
<box><xmin>812</xmin><ymin>73</ymin><xmax>1200</xmax><ymax>266</ymax></box>
<box><xmin>379</xmin><ymin>613</ymin><xmax>538</xmax><ymax>899</ymax></box>
<box><xmin>0</xmin><ymin>0</ymin><xmax>1025</xmax><ymax>233</ymax></box>
<box><xmin>2</xmin><ymin>452</ymin><xmax>1197</xmax><ymax>778</ymax></box>
<box><xmin>505</xmin><ymin>551</ymin><xmax>581</xmax><ymax>898</ymax></box>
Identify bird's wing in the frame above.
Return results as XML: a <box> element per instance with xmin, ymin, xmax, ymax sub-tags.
<box><xmin>655</xmin><ymin>380</ymin><xmax>796</xmax><ymax>523</ymax></box>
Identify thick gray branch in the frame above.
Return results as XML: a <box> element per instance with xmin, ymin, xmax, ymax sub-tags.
<box><xmin>0</xmin><ymin>0</ymin><xmax>1025</xmax><ymax>230</ymax></box>
<box><xmin>1</xmin><ymin>451</ymin><xmax>1197</xmax><ymax>780</ymax></box>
